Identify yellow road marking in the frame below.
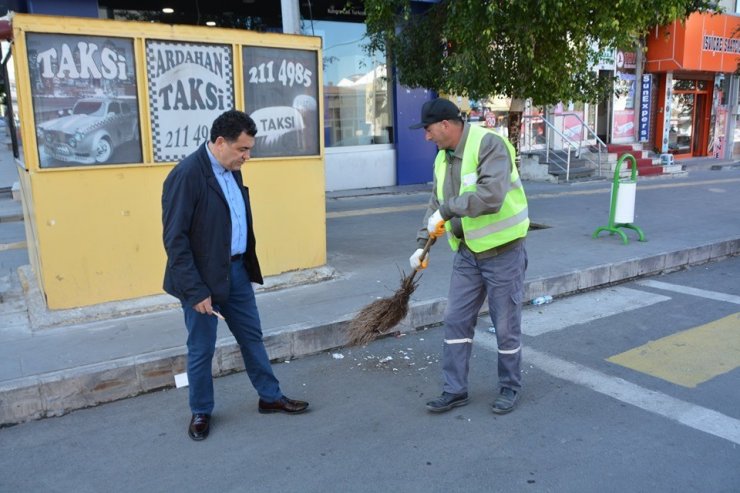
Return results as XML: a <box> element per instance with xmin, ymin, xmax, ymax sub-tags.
<box><xmin>607</xmin><ymin>312</ymin><xmax>740</xmax><ymax>388</ymax></box>
<box><xmin>326</xmin><ymin>178</ymin><xmax>740</xmax><ymax>219</ymax></box>
<box><xmin>0</xmin><ymin>241</ymin><xmax>26</xmax><ymax>251</ymax></box>
<box><xmin>327</xmin><ymin>205</ymin><xmax>423</xmax><ymax>218</ymax></box>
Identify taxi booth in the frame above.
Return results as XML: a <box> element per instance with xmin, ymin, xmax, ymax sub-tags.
<box><xmin>7</xmin><ymin>14</ymin><xmax>325</xmax><ymax>310</ymax></box>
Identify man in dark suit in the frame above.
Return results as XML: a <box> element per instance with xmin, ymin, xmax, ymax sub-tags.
<box><xmin>162</xmin><ymin>110</ymin><xmax>308</xmax><ymax>442</ymax></box>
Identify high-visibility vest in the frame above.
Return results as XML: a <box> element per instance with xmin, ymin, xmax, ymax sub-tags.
<box><xmin>434</xmin><ymin>125</ymin><xmax>529</xmax><ymax>252</ymax></box>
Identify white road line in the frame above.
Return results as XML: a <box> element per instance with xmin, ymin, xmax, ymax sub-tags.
<box><xmin>477</xmin><ymin>335</ymin><xmax>740</xmax><ymax>445</ymax></box>
<box><xmin>636</xmin><ymin>280</ymin><xmax>740</xmax><ymax>305</ymax></box>
<box><xmin>522</xmin><ymin>287</ymin><xmax>670</xmax><ymax>336</ymax></box>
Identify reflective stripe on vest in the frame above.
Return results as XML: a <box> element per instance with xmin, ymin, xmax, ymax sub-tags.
<box><xmin>434</xmin><ymin>126</ymin><xmax>529</xmax><ymax>252</ymax></box>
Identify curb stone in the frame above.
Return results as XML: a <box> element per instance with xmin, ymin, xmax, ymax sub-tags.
<box><xmin>1</xmin><ymin>238</ymin><xmax>738</xmax><ymax>426</ymax></box>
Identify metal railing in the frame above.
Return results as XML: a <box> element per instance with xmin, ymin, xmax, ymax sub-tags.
<box><xmin>559</xmin><ymin>112</ymin><xmax>607</xmax><ymax>177</ymax></box>
<box><xmin>520</xmin><ymin>112</ymin><xmax>607</xmax><ymax>181</ymax></box>
<box><xmin>520</xmin><ymin>114</ymin><xmax>578</xmax><ymax>182</ymax></box>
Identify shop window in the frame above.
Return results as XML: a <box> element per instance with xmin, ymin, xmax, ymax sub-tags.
<box><xmin>733</xmin><ymin>78</ymin><xmax>740</xmax><ymax>159</ymax></box>
<box><xmin>668</xmin><ymin>93</ymin><xmax>695</xmax><ymax>154</ymax></box>
<box><xmin>562</xmin><ymin>101</ymin><xmax>589</xmax><ymax>141</ymax></box>
<box><xmin>613</xmin><ymin>71</ymin><xmax>636</xmax><ymax>140</ymax></box>
<box><xmin>719</xmin><ymin>75</ymin><xmax>730</xmax><ymax>106</ymax></box>
<box><xmin>301</xmin><ymin>20</ymin><xmax>393</xmax><ymax>147</ymax></box>
<box><xmin>673</xmin><ymin>79</ymin><xmax>695</xmax><ymax>90</ymax></box>
<box><xmin>480</xmin><ymin>96</ymin><xmax>512</xmax><ymax>138</ymax></box>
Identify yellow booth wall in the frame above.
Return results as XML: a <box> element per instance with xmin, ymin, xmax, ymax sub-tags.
<box><xmin>11</xmin><ymin>14</ymin><xmax>326</xmax><ymax>309</ymax></box>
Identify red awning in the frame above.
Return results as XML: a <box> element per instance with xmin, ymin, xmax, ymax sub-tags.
<box><xmin>645</xmin><ymin>12</ymin><xmax>740</xmax><ymax>73</ymax></box>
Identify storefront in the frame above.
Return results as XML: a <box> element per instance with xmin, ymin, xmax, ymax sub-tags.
<box><xmin>297</xmin><ymin>0</ymin><xmax>436</xmax><ymax>188</ymax></box>
<box><xmin>516</xmin><ymin>48</ymin><xmax>614</xmax><ymax>153</ymax></box>
<box><xmin>646</xmin><ymin>12</ymin><xmax>740</xmax><ymax>159</ymax></box>
<box><xmin>612</xmin><ymin>50</ymin><xmax>638</xmax><ymax>144</ymax></box>
<box><xmin>298</xmin><ymin>1</ymin><xmax>398</xmax><ymax>190</ymax></box>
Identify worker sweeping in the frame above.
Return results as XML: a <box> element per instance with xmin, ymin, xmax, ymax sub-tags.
<box><xmin>409</xmin><ymin>98</ymin><xmax>529</xmax><ymax>415</ymax></box>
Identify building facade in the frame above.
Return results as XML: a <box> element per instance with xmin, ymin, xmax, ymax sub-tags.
<box><xmin>5</xmin><ymin>0</ymin><xmax>739</xmax><ymax>197</ymax></box>
<box><xmin>2</xmin><ymin>0</ymin><xmax>438</xmax><ymax>191</ymax></box>
<box><xmin>645</xmin><ymin>9</ymin><xmax>740</xmax><ymax>160</ymax></box>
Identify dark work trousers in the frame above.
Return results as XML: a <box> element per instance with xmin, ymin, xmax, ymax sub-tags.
<box><xmin>183</xmin><ymin>259</ymin><xmax>282</xmax><ymax>415</ymax></box>
<box><xmin>442</xmin><ymin>240</ymin><xmax>528</xmax><ymax>395</ymax></box>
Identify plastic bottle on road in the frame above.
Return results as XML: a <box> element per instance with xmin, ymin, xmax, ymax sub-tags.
<box><xmin>531</xmin><ymin>295</ymin><xmax>553</xmax><ymax>306</ymax></box>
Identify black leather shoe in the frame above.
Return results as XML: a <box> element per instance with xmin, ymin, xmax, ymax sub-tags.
<box><xmin>426</xmin><ymin>392</ymin><xmax>469</xmax><ymax>413</ymax></box>
<box><xmin>258</xmin><ymin>396</ymin><xmax>309</xmax><ymax>414</ymax></box>
<box><xmin>188</xmin><ymin>413</ymin><xmax>210</xmax><ymax>441</ymax></box>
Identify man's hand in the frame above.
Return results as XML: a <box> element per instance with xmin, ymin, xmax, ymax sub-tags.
<box><xmin>427</xmin><ymin>210</ymin><xmax>445</xmax><ymax>238</ymax></box>
<box><xmin>409</xmin><ymin>248</ymin><xmax>428</xmax><ymax>270</ymax></box>
<box><xmin>193</xmin><ymin>296</ymin><xmax>213</xmax><ymax>315</ymax></box>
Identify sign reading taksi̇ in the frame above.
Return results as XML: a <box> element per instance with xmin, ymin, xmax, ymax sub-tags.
<box><xmin>27</xmin><ymin>33</ymin><xmax>142</xmax><ymax>168</ymax></box>
<box><xmin>242</xmin><ymin>46</ymin><xmax>319</xmax><ymax>157</ymax></box>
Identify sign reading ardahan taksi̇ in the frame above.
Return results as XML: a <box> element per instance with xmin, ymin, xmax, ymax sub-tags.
<box><xmin>146</xmin><ymin>41</ymin><xmax>233</xmax><ymax>162</ymax></box>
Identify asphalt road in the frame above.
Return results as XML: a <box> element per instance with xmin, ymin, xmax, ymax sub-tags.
<box><xmin>1</xmin><ymin>256</ymin><xmax>738</xmax><ymax>492</ymax></box>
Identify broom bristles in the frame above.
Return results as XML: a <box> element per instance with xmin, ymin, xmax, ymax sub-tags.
<box><xmin>346</xmin><ymin>273</ymin><xmax>420</xmax><ymax>347</ymax></box>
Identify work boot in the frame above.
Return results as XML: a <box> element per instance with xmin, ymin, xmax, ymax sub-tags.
<box><xmin>425</xmin><ymin>392</ymin><xmax>469</xmax><ymax>413</ymax></box>
<box><xmin>491</xmin><ymin>387</ymin><xmax>519</xmax><ymax>414</ymax></box>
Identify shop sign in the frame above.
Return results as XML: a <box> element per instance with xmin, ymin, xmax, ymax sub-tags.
<box><xmin>242</xmin><ymin>46</ymin><xmax>319</xmax><ymax>157</ymax></box>
<box><xmin>661</xmin><ymin>73</ymin><xmax>673</xmax><ymax>153</ymax></box>
<box><xmin>638</xmin><ymin>74</ymin><xmax>652</xmax><ymax>142</ymax></box>
<box><xmin>594</xmin><ymin>48</ymin><xmax>616</xmax><ymax>71</ymax></box>
<box><xmin>305</xmin><ymin>0</ymin><xmax>366</xmax><ymax>21</ymax></box>
<box><xmin>27</xmin><ymin>34</ymin><xmax>142</xmax><ymax>168</ymax></box>
<box><xmin>702</xmin><ymin>35</ymin><xmax>740</xmax><ymax>54</ymax></box>
<box><xmin>616</xmin><ymin>50</ymin><xmax>637</xmax><ymax>70</ymax></box>
<box><xmin>146</xmin><ymin>41</ymin><xmax>233</xmax><ymax>162</ymax></box>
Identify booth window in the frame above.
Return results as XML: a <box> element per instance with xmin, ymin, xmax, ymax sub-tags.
<box><xmin>242</xmin><ymin>46</ymin><xmax>319</xmax><ymax>158</ymax></box>
<box><xmin>302</xmin><ymin>20</ymin><xmax>393</xmax><ymax>147</ymax></box>
<box><xmin>1</xmin><ymin>41</ymin><xmax>23</xmax><ymax>165</ymax></box>
<box><xmin>147</xmin><ymin>40</ymin><xmax>234</xmax><ymax>162</ymax></box>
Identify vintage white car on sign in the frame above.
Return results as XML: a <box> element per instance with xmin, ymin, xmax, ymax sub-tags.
<box><xmin>36</xmin><ymin>98</ymin><xmax>139</xmax><ymax>164</ymax></box>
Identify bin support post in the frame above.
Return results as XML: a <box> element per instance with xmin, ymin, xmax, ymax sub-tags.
<box><xmin>592</xmin><ymin>153</ymin><xmax>646</xmax><ymax>245</ymax></box>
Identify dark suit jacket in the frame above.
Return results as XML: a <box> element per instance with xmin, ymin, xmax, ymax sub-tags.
<box><xmin>162</xmin><ymin>143</ymin><xmax>263</xmax><ymax>307</ymax></box>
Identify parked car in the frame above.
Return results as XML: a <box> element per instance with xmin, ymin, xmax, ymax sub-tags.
<box><xmin>36</xmin><ymin>98</ymin><xmax>139</xmax><ymax>164</ymax></box>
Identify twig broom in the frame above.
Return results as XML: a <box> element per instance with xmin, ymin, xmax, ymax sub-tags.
<box><xmin>346</xmin><ymin>235</ymin><xmax>435</xmax><ymax>346</ymax></box>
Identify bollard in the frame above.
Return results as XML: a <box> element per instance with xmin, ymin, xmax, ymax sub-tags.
<box><xmin>592</xmin><ymin>153</ymin><xmax>646</xmax><ymax>245</ymax></box>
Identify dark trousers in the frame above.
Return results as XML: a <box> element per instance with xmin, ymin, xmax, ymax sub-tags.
<box><xmin>183</xmin><ymin>260</ymin><xmax>281</xmax><ymax>414</ymax></box>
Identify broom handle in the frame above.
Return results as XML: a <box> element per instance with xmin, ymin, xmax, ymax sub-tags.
<box><xmin>410</xmin><ymin>235</ymin><xmax>435</xmax><ymax>282</ymax></box>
